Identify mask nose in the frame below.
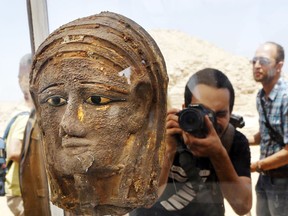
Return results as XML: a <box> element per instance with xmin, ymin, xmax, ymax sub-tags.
<box><xmin>59</xmin><ymin>104</ymin><xmax>87</xmax><ymax>138</ymax></box>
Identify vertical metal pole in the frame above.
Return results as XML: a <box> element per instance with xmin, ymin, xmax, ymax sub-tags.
<box><xmin>26</xmin><ymin>0</ymin><xmax>49</xmax><ymax>54</ymax></box>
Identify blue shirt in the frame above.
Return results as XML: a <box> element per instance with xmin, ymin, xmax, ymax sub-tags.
<box><xmin>256</xmin><ymin>78</ymin><xmax>288</xmax><ymax>159</ymax></box>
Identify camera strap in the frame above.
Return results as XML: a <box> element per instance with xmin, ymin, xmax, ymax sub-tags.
<box><xmin>220</xmin><ymin>123</ymin><xmax>235</xmax><ymax>153</ymax></box>
<box><xmin>260</xmin><ymin>90</ymin><xmax>284</xmax><ymax>145</ymax></box>
<box><xmin>178</xmin><ymin>148</ymin><xmax>203</xmax><ymax>192</ymax></box>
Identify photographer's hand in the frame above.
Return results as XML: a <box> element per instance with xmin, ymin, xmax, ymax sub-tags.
<box><xmin>182</xmin><ymin>115</ymin><xmax>223</xmax><ymax>157</ymax></box>
<box><xmin>158</xmin><ymin>108</ymin><xmax>182</xmax><ymax>196</ymax></box>
<box><xmin>183</xmin><ymin>115</ymin><xmax>252</xmax><ymax>215</ymax></box>
<box><xmin>165</xmin><ymin>108</ymin><xmax>182</xmax><ymax>154</ymax></box>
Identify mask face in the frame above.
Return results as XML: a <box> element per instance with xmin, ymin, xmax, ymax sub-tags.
<box><xmin>30</xmin><ymin>12</ymin><xmax>168</xmax><ymax>215</ymax></box>
<box><xmin>38</xmin><ymin>58</ymin><xmax>141</xmax><ymax>176</ymax></box>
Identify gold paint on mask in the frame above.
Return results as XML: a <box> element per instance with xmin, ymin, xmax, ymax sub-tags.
<box><xmin>77</xmin><ymin>104</ymin><xmax>84</xmax><ymax>122</ymax></box>
<box><xmin>30</xmin><ymin>11</ymin><xmax>168</xmax><ymax>216</ymax></box>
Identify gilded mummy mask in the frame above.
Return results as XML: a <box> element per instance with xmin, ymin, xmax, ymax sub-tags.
<box><xmin>29</xmin><ymin>11</ymin><xmax>168</xmax><ymax>215</ymax></box>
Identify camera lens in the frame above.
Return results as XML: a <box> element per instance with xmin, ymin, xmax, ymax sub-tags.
<box><xmin>178</xmin><ymin>109</ymin><xmax>203</xmax><ymax>133</ymax></box>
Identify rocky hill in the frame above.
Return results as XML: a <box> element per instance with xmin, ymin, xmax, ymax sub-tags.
<box><xmin>149</xmin><ymin>29</ymin><xmax>261</xmax><ymax>137</ymax></box>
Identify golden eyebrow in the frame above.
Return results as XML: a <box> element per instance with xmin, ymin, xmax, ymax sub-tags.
<box><xmin>80</xmin><ymin>81</ymin><xmax>130</xmax><ymax>95</ymax></box>
<box><xmin>39</xmin><ymin>83</ymin><xmax>64</xmax><ymax>93</ymax></box>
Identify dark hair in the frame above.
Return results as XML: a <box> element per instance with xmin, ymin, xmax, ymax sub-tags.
<box><xmin>265</xmin><ymin>41</ymin><xmax>285</xmax><ymax>63</ymax></box>
<box><xmin>184</xmin><ymin>68</ymin><xmax>235</xmax><ymax>113</ymax></box>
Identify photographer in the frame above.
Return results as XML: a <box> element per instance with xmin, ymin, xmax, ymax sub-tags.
<box><xmin>130</xmin><ymin>68</ymin><xmax>252</xmax><ymax>216</ymax></box>
<box><xmin>5</xmin><ymin>54</ymin><xmax>34</xmax><ymax>216</ymax></box>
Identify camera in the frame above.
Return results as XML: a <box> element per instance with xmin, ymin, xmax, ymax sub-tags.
<box><xmin>177</xmin><ymin>104</ymin><xmax>217</xmax><ymax>138</ymax></box>
<box><xmin>230</xmin><ymin>114</ymin><xmax>245</xmax><ymax>128</ymax></box>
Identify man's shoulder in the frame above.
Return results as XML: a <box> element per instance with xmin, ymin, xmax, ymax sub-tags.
<box><xmin>8</xmin><ymin>106</ymin><xmax>31</xmax><ymax>123</ymax></box>
<box><xmin>6</xmin><ymin>111</ymin><xmax>31</xmax><ymax>140</ymax></box>
<box><xmin>11</xmin><ymin>112</ymin><xmax>30</xmax><ymax>127</ymax></box>
<box><xmin>277</xmin><ymin>78</ymin><xmax>288</xmax><ymax>93</ymax></box>
<box><xmin>234</xmin><ymin>129</ymin><xmax>247</xmax><ymax>136</ymax></box>
<box><xmin>233</xmin><ymin>130</ymin><xmax>248</xmax><ymax>143</ymax></box>
<box><xmin>230</xmin><ymin>130</ymin><xmax>249</xmax><ymax>152</ymax></box>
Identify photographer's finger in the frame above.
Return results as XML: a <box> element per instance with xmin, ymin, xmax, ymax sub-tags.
<box><xmin>166</xmin><ymin>127</ymin><xmax>182</xmax><ymax>137</ymax></box>
<box><xmin>166</xmin><ymin>117</ymin><xmax>180</xmax><ymax>129</ymax></box>
<box><xmin>166</xmin><ymin>112</ymin><xmax>179</xmax><ymax>123</ymax></box>
<box><xmin>167</xmin><ymin>108</ymin><xmax>181</xmax><ymax>115</ymax></box>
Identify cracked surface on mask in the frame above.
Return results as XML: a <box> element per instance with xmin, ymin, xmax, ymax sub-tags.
<box><xmin>30</xmin><ymin>11</ymin><xmax>168</xmax><ymax>216</ymax></box>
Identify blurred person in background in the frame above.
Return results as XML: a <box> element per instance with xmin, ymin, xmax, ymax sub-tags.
<box><xmin>5</xmin><ymin>53</ymin><xmax>33</xmax><ymax>216</ymax></box>
<box><xmin>250</xmin><ymin>42</ymin><xmax>288</xmax><ymax>216</ymax></box>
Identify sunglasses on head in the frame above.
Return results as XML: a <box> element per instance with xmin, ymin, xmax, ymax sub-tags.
<box><xmin>251</xmin><ymin>56</ymin><xmax>271</xmax><ymax>66</ymax></box>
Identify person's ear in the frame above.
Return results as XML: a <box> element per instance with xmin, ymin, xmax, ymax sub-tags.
<box><xmin>182</xmin><ymin>103</ymin><xmax>185</xmax><ymax>109</ymax></box>
<box><xmin>127</xmin><ymin>80</ymin><xmax>153</xmax><ymax>133</ymax></box>
<box><xmin>276</xmin><ymin>61</ymin><xmax>284</xmax><ymax>72</ymax></box>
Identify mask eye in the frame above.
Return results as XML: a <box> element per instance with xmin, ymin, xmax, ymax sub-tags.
<box><xmin>85</xmin><ymin>95</ymin><xmax>126</xmax><ymax>105</ymax></box>
<box><xmin>85</xmin><ymin>95</ymin><xmax>113</xmax><ymax>105</ymax></box>
<box><xmin>46</xmin><ymin>96</ymin><xmax>67</xmax><ymax>107</ymax></box>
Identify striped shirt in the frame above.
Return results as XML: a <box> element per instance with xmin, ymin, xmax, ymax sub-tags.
<box><xmin>130</xmin><ymin>130</ymin><xmax>250</xmax><ymax>216</ymax></box>
<box><xmin>256</xmin><ymin>78</ymin><xmax>288</xmax><ymax>159</ymax></box>
<box><xmin>158</xmin><ymin>130</ymin><xmax>250</xmax><ymax>215</ymax></box>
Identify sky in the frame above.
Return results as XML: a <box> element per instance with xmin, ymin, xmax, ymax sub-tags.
<box><xmin>1</xmin><ymin>0</ymin><xmax>288</xmax><ymax>102</ymax></box>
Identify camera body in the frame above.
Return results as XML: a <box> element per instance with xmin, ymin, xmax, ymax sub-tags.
<box><xmin>230</xmin><ymin>114</ymin><xmax>245</xmax><ymax>128</ymax></box>
<box><xmin>177</xmin><ymin>104</ymin><xmax>217</xmax><ymax>138</ymax></box>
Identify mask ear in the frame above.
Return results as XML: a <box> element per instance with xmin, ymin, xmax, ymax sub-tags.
<box><xmin>127</xmin><ymin>80</ymin><xmax>153</xmax><ymax>133</ymax></box>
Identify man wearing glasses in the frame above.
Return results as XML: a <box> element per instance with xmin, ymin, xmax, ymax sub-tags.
<box><xmin>250</xmin><ymin>42</ymin><xmax>288</xmax><ymax>216</ymax></box>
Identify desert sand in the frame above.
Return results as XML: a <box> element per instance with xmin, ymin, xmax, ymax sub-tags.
<box><xmin>0</xmin><ymin>29</ymin><xmax>272</xmax><ymax>215</ymax></box>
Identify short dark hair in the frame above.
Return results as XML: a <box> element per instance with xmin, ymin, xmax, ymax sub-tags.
<box><xmin>184</xmin><ymin>68</ymin><xmax>235</xmax><ymax>113</ymax></box>
<box><xmin>265</xmin><ymin>41</ymin><xmax>285</xmax><ymax>63</ymax></box>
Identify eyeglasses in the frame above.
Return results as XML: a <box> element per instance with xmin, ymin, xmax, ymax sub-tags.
<box><xmin>251</xmin><ymin>56</ymin><xmax>271</xmax><ymax>66</ymax></box>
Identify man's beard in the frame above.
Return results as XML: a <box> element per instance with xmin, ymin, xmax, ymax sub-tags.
<box><xmin>263</xmin><ymin>68</ymin><xmax>276</xmax><ymax>84</ymax></box>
